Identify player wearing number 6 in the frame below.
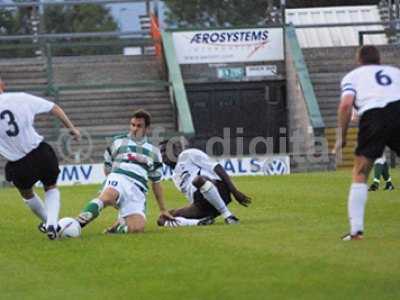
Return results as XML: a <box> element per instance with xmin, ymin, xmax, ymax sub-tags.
<box><xmin>333</xmin><ymin>46</ymin><xmax>400</xmax><ymax>240</ymax></box>
<box><xmin>0</xmin><ymin>78</ymin><xmax>81</xmax><ymax>240</ymax></box>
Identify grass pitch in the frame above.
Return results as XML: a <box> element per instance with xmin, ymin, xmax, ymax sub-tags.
<box><xmin>1</xmin><ymin>170</ymin><xmax>400</xmax><ymax>300</ymax></box>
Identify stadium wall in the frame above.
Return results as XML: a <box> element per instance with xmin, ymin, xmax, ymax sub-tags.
<box><xmin>52</xmin><ymin>55</ymin><xmax>163</xmax><ymax>85</ymax></box>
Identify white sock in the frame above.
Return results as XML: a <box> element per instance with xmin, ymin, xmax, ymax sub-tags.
<box><xmin>24</xmin><ymin>194</ymin><xmax>47</xmax><ymax>222</ymax></box>
<box><xmin>164</xmin><ymin>217</ymin><xmax>200</xmax><ymax>227</ymax></box>
<box><xmin>200</xmin><ymin>181</ymin><xmax>232</xmax><ymax>218</ymax></box>
<box><xmin>45</xmin><ymin>188</ymin><xmax>61</xmax><ymax>228</ymax></box>
<box><xmin>348</xmin><ymin>183</ymin><xmax>368</xmax><ymax>235</ymax></box>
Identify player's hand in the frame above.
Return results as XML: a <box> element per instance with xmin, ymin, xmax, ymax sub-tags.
<box><xmin>160</xmin><ymin>210</ymin><xmax>175</xmax><ymax>221</ymax></box>
<box><xmin>332</xmin><ymin>139</ymin><xmax>346</xmax><ymax>163</ymax></box>
<box><xmin>70</xmin><ymin>127</ymin><xmax>81</xmax><ymax>141</ymax></box>
<box><xmin>233</xmin><ymin>190</ymin><xmax>252</xmax><ymax>207</ymax></box>
<box><xmin>159</xmin><ymin>210</ymin><xmax>178</xmax><ymax>226</ymax></box>
<box><xmin>332</xmin><ymin>139</ymin><xmax>346</xmax><ymax>154</ymax></box>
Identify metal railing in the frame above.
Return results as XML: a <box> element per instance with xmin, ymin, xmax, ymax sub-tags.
<box><xmin>285</xmin><ymin>24</ymin><xmax>325</xmax><ymax>133</ymax></box>
<box><xmin>0</xmin><ymin>31</ymin><xmax>151</xmax><ymax>41</ymax></box>
<box><xmin>161</xmin><ymin>31</ymin><xmax>195</xmax><ymax>137</ymax></box>
<box><xmin>0</xmin><ymin>0</ymin><xmax>151</xmax><ymax>8</ymax></box>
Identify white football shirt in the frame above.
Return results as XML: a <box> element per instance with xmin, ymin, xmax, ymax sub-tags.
<box><xmin>341</xmin><ymin>65</ymin><xmax>400</xmax><ymax>116</ymax></box>
<box><xmin>172</xmin><ymin>148</ymin><xmax>220</xmax><ymax>202</ymax></box>
<box><xmin>0</xmin><ymin>92</ymin><xmax>54</xmax><ymax>161</ymax></box>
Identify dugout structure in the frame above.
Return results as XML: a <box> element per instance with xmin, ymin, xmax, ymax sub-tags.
<box><xmin>163</xmin><ymin>26</ymin><xmax>287</xmax><ymax>156</ymax></box>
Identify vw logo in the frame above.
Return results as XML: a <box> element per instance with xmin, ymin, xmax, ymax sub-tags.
<box><xmin>262</xmin><ymin>159</ymin><xmax>288</xmax><ymax>175</ymax></box>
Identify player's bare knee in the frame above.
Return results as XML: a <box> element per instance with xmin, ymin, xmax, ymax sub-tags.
<box><xmin>126</xmin><ymin>214</ymin><xmax>146</xmax><ymax>233</ymax></box>
<box><xmin>192</xmin><ymin>176</ymin><xmax>207</xmax><ymax>188</ymax></box>
<box><xmin>99</xmin><ymin>187</ymin><xmax>119</xmax><ymax>207</ymax></box>
<box><xmin>127</xmin><ymin>224</ymin><xmax>145</xmax><ymax>233</ymax></box>
<box><xmin>352</xmin><ymin>156</ymin><xmax>373</xmax><ymax>183</ymax></box>
<box><xmin>352</xmin><ymin>168</ymin><xmax>367</xmax><ymax>182</ymax></box>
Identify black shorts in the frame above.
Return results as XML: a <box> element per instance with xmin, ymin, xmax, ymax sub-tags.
<box><xmin>192</xmin><ymin>180</ymin><xmax>232</xmax><ymax>217</ymax></box>
<box><xmin>168</xmin><ymin>181</ymin><xmax>232</xmax><ymax>219</ymax></box>
<box><xmin>356</xmin><ymin>100</ymin><xmax>400</xmax><ymax>160</ymax></box>
<box><xmin>5</xmin><ymin>142</ymin><xmax>60</xmax><ymax>190</ymax></box>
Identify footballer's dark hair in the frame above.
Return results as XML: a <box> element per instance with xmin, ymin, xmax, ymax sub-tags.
<box><xmin>357</xmin><ymin>45</ymin><xmax>381</xmax><ymax>65</ymax></box>
<box><xmin>159</xmin><ymin>138</ymin><xmax>180</xmax><ymax>149</ymax></box>
<box><xmin>159</xmin><ymin>136</ymin><xmax>189</xmax><ymax>149</ymax></box>
<box><xmin>132</xmin><ymin>109</ymin><xmax>151</xmax><ymax>127</ymax></box>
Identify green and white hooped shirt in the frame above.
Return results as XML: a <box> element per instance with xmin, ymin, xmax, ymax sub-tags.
<box><xmin>104</xmin><ymin>134</ymin><xmax>163</xmax><ymax>193</ymax></box>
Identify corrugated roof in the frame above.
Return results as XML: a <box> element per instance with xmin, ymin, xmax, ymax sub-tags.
<box><xmin>286</xmin><ymin>6</ymin><xmax>388</xmax><ymax>47</ymax></box>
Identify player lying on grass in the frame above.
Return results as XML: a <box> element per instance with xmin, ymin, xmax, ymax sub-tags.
<box><xmin>0</xmin><ymin>77</ymin><xmax>81</xmax><ymax>240</ymax></box>
<box><xmin>156</xmin><ymin>138</ymin><xmax>251</xmax><ymax>227</ymax></box>
<box><xmin>76</xmin><ymin>110</ymin><xmax>175</xmax><ymax>234</ymax></box>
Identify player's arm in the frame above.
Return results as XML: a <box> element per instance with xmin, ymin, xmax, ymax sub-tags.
<box><xmin>334</xmin><ymin>94</ymin><xmax>354</xmax><ymax>153</ymax></box>
<box><xmin>51</xmin><ymin>104</ymin><xmax>80</xmax><ymax>140</ymax></box>
<box><xmin>151</xmin><ymin>181</ymin><xmax>175</xmax><ymax>220</ymax></box>
<box><xmin>149</xmin><ymin>153</ymin><xmax>175</xmax><ymax>220</ymax></box>
<box><xmin>103</xmin><ymin>146</ymin><xmax>113</xmax><ymax>176</ymax></box>
<box><xmin>214</xmin><ymin>164</ymin><xmax>251</xmax><ymax>207</ymax></box>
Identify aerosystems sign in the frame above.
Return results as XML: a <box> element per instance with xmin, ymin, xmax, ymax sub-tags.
<box><xmin>172</xmin><ymin>28</ymin><xmax>284</xmax><ymax>64</ymax></box>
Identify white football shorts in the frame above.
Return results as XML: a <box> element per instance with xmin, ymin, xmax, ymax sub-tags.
<box><xmin>102</xmin><ymin>173</ymin><xmax>146</xmax><ymax>219</ymax></box>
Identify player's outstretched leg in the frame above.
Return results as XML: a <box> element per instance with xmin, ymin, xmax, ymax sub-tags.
<box><xmin>157</xmin><ymin>206</ymin><xmax>215</xmax><ymax>228</ymax></box>
<box><xmin>76</xmin><ymin>187</ymin><xmax>117</xmax><ymax>229</ymax></box>
<box><xmin>77</xmin><ymin>198</ymin><xmax>104</xmax><ymax>228</ymax></box>
<box><xmin>158</xmin><ymin>216</ymin><xmax>215</xmax><ymax>227</ymax></box>
<box><xmin>193</xmin><ymin>177</ymin><xmax>239</xmax><ymax>224</ymax></box>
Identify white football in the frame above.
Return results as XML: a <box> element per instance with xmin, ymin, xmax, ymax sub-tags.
<box><xmin>58</xmin><ymin>217</ymin><xmax>81</xmax><ymax>238</ymax></box>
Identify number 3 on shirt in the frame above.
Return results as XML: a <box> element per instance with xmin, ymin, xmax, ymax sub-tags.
<box><xmin>0</xmin><ymin>110</ymin><xmax>20</xmax><ymax>137</ymax></box>
<box><xmin>375</xmin><ymin>70</ymin><xmax>392</xmax><ymax>86</ymax></box>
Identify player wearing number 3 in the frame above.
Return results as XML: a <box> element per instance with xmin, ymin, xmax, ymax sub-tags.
<box><xmin>0</xmin><ymin>78</ymin><xmax>81</xmax><ymax>240</ymax></box>
<box><xmin>333</xmin><ymin>46</ymin><xmax>400</xmax><ymax>240</ymax></box>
